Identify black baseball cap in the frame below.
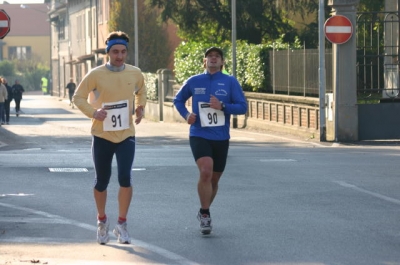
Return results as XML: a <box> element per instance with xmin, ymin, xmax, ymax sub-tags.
<box><xmin>204</xmin><ymin>47</ymin><xmax>224</xmax><ymax>59</ymax></box>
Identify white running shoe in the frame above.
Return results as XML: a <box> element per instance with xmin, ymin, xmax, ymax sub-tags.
<box><xmin>113</xmin><ymin>223</ymin><xmax>131</xmax><ymax>244</ymax></box>
<box><xmin>97</xmin><ymin>219</ymin><xmax>110</xmax><ymax>244</ymax></box>
<box><xmin>197</xmin><ymin>211</ymin><xmax>212</xmax><ymax>235</ymax></box>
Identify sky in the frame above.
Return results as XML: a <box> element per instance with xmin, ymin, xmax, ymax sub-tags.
<box><xmin>1</xmin><ymin>0</ymin><xmax>44</xmax><ymax>3</ymax></box>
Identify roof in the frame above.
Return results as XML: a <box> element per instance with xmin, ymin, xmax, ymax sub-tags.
<box><xmin>0</xmin><ymin>4</ymin><xmax>50</xmax><ymax>36</ymax></box>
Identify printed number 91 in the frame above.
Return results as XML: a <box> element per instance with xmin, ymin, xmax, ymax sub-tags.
<box><xmin>112</xmin><ymin>114</ymin><xmax>122</xmax><ymax>127</ymax></box>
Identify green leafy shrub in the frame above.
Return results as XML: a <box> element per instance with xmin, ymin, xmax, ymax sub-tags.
<box><xmin>0</xmin><ymin>60</ymin><xmax>16</xmax><ymax>77</ymax></box>
<box><xmin>174</xmin><ymin>37</ymin><xmax>302</xmax><ymax>93</ymax></box>
<box><xmin>143</xmin><ymin>72</ymin><xmax>158</xmax><ymax>100</ymax></box>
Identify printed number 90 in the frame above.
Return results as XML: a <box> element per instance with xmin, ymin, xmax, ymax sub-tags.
<box><xmin>207</xmin><ymin>113</ymin><xmax>218</xmax><ymax>125</ymax></box>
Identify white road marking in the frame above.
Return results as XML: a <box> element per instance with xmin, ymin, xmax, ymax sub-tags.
<box><xmin>0</xmin><ymin>202</ymin><xmax>200</xmax><ymax>265</ymax></box>
<box><xmin>49</xmin><ymin>168</ymin><xmax>88</xmax><ymax>172</ymax></box>
<box><xmin>334</xmin><ymin>181</ymin><xmax>400</xmax><ymax>205</ymax></box>
<box><xmin>0</xmin><ymin>193</ymin><xmax>34</xmax><ymax>197</ymax></box>
<box><xmin>260</xmin><ymin>159</ymin><xmax>297</xmax><ymax>162</ymax></box>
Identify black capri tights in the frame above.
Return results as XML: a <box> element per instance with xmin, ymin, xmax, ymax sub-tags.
<box><xmin>92</xmin><ymin>136</ymin><xmax>136</xmax><ymax>192</ymax></box>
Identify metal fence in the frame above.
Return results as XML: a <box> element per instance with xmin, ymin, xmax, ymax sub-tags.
<box><xmin>267</xmin><ymin>11</ymin><xmax>398</xmax><ymax>102</ymax></box>
<box><xmin>357</xmin><ymin>11</ymin><xmax>399</xmax><ymax>101</ymax></box>
<box><xmin>269</xmin><ymin>48</ymin><xmax>333</xmax><ymax>97</ymax></box>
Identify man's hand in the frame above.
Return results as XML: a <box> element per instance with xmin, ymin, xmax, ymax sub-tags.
<box><xmin>186</xmin><ymin>113</ymin><xmax>197</xmax><ymax>124</ymax></box>
<box><xmin>135</xmin><ymin>106</ymin><xmax>144</xmax><ymax>125</ymax></box>
<box><xmin>210</xmin><ymin>95</ymin><xmax>223</xmax><ymax>110</ymax></box>
<box><xmin>93</xmin><ymin>108</ymin><xmax>107</xmax><ymax>121</ymax></box>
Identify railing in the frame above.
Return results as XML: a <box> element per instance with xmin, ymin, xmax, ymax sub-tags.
<box><xmin>270</xmin><ymin>48</ymin><xmax>333</xmax><ymax>97</ymax></box>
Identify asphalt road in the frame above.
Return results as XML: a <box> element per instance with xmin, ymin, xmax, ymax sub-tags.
<box><xmin>0</xmin><ymin>93</ymin><xmax>400</xmax><ymax>265</ymax></box>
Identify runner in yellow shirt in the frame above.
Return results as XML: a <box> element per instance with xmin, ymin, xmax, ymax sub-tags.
<box><xmin>73</xmin><ymin>31</ymin><xmax>146</xmax><ymax>245</ymax></box>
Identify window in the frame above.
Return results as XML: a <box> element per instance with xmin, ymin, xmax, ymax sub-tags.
<box><xmin>105</xmin><ymin>0</ymin><xmax>109</xmax><ymax>21</ymax></box>
<box><xmin>98</xmin><ymin>0</ymin><xmax>103</xmax><ymax>23</ymax></box>
<box><xmin>58</xmin><ymin>18</ymin><xmax>65</xmax><ymax>40</ymax></box>
<box><xmin>8</xmin><ymin>46</ymin><xmax>31</xmax><ymax>60</ymax></box>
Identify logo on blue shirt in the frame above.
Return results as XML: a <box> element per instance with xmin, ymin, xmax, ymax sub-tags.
<box><xmin>215</xmin><ymin>89</ymin><xmax>228</xmax><ymax>96</ymax></box>
<box><xmin>194</xmin><ymin>87</ymin><xmax>206</xmax><ymax>95</ymax></box>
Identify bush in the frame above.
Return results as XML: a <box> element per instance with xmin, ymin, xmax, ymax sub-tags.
<box><xmin>0</xmin><ymin>60</ymin><xmax>16</xmax><ymax>77</ymax></box>
<box><xmin>174</xmin><ymin>37</ymin><xmax>302</xmax><ymax>92</ymax></box>
<box><xmin>143</xmin><ymin>72</ymin><xmax>158</xmax><ymax>100</ymax></box>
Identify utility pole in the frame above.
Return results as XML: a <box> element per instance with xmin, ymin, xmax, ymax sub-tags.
<box><xmin>231</xmin><ymin>0</ymin><xmax>238</xmax><ymax>128</ymax></box>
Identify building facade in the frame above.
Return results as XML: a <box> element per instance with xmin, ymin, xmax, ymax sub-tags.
<box><xmin>0</xmin><ymin>3</ymin><xmax>50</xmax><ymax>67</ymax></box>
<box><xmin>47</xmin><ymin>0</ymin><xmax>181</xmax><ymax>97</ymax></box>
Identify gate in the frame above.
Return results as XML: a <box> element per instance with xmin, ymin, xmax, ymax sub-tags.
<box><xmin>357</xmin><ymin>11</ymin><xmax>400</xmax><ymax>100</ymax></box>
<box><xmin>357</xmin><ymin>11</ymin><xmax>400</xmax><ymax>140</ymax></box>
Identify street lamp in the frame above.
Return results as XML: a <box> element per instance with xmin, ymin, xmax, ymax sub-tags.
<box><xmin>134</xmin><ymin>0</ymin><xmax>138</xmax><ymax>67</ymax></box>
<box><xmin>231</xmin><ymin>0</ymin><xmax>238</xmax><ymax>128</ymax></box>
<box><xmin>318</xmin><ymin>0</ymin><xmax>326</xmax><ymax>141</ymax></box>
<box><xmin>20</xmin><ymin>4</ymin><xmax>49</xmax><ymax>14</ymax></box>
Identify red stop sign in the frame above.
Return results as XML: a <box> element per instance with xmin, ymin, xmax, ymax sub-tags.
<box><xmin>0</xmin><ymin>9</ymin><xmax>10</xmax><ymax>39</ymax></box>
<box><xmin>324</xmin><ymin>15</ymin><xmax>353</xmax><ymax>44</ymax></box>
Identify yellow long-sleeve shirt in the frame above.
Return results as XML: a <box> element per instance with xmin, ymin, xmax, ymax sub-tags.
<box><xmin>73</xmin><ymin>64</ymin><xmax>147</xmax><ymax>143</ymax></box>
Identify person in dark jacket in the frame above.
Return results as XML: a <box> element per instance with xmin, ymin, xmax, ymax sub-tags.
<box><xmin>2</xmin><ymin>77</ymin><xmax>13</xmax><ymax>124</ymax></box>
<box><xmin>66</xmin><ymin>78</ymin><xmax>76</xmax><ymax>108</ymax></box>
<box><xmin>11</xmin><ymin>80</ymin><xmax>24</xmax><ymax>116</ymax></box>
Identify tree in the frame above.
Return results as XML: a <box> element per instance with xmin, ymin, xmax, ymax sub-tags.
<box><xmin>109</xmin><ymin>0</ymin><xmax>172</xmax><ymax>72</ymax></box>
<box><xmin>146</xmin><ymin>0</ymin><xmax>311</xmax><ymax>44</ymax></box>
<box><xmin>274</xmin><ymin>0</ymin><xmax>318</xmax><ymax>25</ymax></box>
<box><xmin>12</xmin><ymin>54</ymin><xmax>50</xmax><ymax>91</ymax></box>
<box><xmin>0</xmin><ymin>60</ymin><xmax>15</xmax><ymax>77</ymax></box>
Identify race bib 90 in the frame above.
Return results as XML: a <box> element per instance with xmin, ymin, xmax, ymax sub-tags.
<box><xmin>102</xmin><ymin>100</ymin><xmax>130</xmax><ymax>131</ymax></box>
<box><xmin>198</xmin><ymin>101</ymin><xmax>225</xmax><ymax>127</ymax></box>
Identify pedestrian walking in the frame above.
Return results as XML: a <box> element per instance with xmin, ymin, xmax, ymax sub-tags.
<box><xmin>11</xmin><ymin>80</ymin><xmax>24</xmax><ymax>117</ymax></box>
<box><xmin>41</xmin><ymin>76</ymin><xmax>48</xmax><ymax>95</ymax></box>
<box><xmin>1</xmin><ymin>77</ymin><xmax>12</xmax><ymax>124</ymax></box>
<box><xmin>0</xmin><ymin>78</ymin><xmax>7</xmax><ymax>125</ymax></box>
<box><xmin>66</xmin><ymin>78</ymin><xmax>76</xmax><ymax>108</ymax></box>
<box><xmin>174</xmin><ymin>47</ymin><xmax>248</xmax><ymax>234</ymax></box>
<box><xmin>73</xmin><ymin>31</ymin><xmax>147</xmax><ymax>245</ymax></box>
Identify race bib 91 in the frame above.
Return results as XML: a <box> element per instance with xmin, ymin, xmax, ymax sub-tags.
<box><xmin>198</xmin><ymin>101</ymin><xmax>225</xmax><ymax>127</ymax></box>
<box><xmin>102</xmin><ymin>100</ymin><xmax>130</xmax><ymax>131</ymax></box>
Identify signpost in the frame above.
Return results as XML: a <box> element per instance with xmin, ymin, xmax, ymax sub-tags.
<box><xmin>324</xmin><ymin>15</ymin><xmax>353</xmax><ymax>44</ymax></box>
<box><xmin>324</xmin><ymin>15</ymin><xmax>353</xmax><ymax>141</ymax></box>
<box><xmin>0</xmin><ymin>9</ymin><xmax>10</xmax><ymax>39</ymax></box>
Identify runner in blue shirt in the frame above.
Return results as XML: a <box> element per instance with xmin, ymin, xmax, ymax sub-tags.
<box><xmin>174</xmin><ymin>47</ymin><xmax>247</xmax><ymax>234</ymax></box>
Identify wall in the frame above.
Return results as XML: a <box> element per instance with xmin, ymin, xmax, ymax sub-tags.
<box><xmin>358</xmin><ymin>102</ymin><xmax>400</xmax><ymax>140</ymax></box>
<box><xmin>145</xmin><ymin>90</ymin><xmax>320</xmax><ymax>139</ymax></box>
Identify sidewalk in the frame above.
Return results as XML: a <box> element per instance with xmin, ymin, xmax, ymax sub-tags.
<box><xmin>2</xmin><ymin>91</ymin><xmax>399</xmax><ymax>148</ymax></box>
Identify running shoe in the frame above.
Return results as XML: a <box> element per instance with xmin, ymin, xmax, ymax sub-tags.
<box><xmin>113</xmin><ymin>223</ymin><xmax>131</xmax><ymax>244</ymax></box>
<box><xmin>197</xmin><ymin>211</ymin><xmax>212</xmax><ymax>235</ymax></box>
<box><xmin>97</xmin><ymin>219</ymin><xmax>110</xmax><ymax>244</ymax></box>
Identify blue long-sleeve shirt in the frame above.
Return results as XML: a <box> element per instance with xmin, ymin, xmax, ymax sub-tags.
<box><xmin>174</xmin><ymin>71</ymin><xmax>247</xmax><ymax>140</ymax></box>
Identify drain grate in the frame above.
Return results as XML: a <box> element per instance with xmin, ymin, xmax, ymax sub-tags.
<box><xmin>49</xmin><ymin>168</ymin><xmax>88</xmax><ymax>172</ymax></box>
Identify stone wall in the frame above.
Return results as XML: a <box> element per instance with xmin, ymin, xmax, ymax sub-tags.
<box><xmin>145</xmin><ymin>89</ymin><xmax>320</xmax><ymax>139</ymax></box>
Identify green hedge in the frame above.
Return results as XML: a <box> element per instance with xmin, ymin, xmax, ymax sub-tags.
<box><xmin>143</xmin><ymin>72</ymin><xmax>158</xmax><ymax>100</ymax></box>
<box><xmin>174</xmin><ymin>39</ymin><xmax>301</xmax><ymax>93</ymax></box>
